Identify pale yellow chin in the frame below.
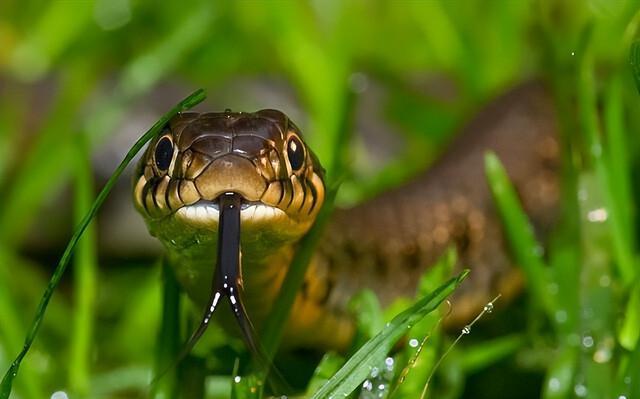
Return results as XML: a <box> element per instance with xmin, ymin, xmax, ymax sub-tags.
<box><xmin>175</xmin><ymin>202</ymin><xmax>289</xmax><ymax>229</ymax></box>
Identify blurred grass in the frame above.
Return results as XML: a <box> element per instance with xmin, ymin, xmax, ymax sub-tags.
<box><xmin>69</xmin><ymin>134</ymin><xmax>98</xmax><ymax>396</ymax></box>
<box><xmin>1</xmin><ymin>1</ymin><xmax>640</xmax><ymax>398</ymax></box>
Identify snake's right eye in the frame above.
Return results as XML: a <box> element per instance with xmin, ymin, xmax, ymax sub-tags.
<box><xmin>155</xmin><ymin>137</ymin><xmax>174</xmax><ymax>171</ymax></box>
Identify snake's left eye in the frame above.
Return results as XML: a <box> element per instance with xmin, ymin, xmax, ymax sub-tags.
<box><xmin>155</xmin><ymin>136</ymin><xmax>174</xmax><ymax>171</ymax></box>
<box><xmin>287</xmin><ymin>136</ymin><xmax>305</xmax><ymax>171</ymax></box>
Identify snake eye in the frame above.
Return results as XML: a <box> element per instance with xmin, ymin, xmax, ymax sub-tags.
<box><xmin>287</xmin><ymin>136</ymin><xmax>305</xmax><ymax>171</ymax></box>
<box><xmin>155</xmin><ymin>136</ymin><xmax>174</xmax><ymax>171</ymax></box>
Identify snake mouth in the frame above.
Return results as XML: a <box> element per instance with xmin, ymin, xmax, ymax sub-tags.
<box><xmin>176</xmin><ymin>196</ymin><xmax>287</xmax><ymax>226</ymax></box>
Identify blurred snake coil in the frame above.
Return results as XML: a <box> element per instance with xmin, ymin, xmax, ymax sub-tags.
<box><xmin>133</xmin><ymin>82</ymin><xmax>560</xmax><ymax>352</ymax></box>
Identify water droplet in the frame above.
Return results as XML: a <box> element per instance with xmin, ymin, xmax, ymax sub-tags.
<box><xmin>593</xmin><ymin>336</ymin><xmax>614</xmax><ymax>363</ymax></box>
<box><xmin>587</xmin><ymin>208</ymin><xmax>608</xmax><ymax>222</ymax></box>
<box><xmin>599</xmin><ymin>274</ymin><xmax>611</xmax><ymax>287</ymax></box>
<box><xmin>548</xmin><ymin>377</ymin><xmax>561</xmax><ymax>392</ymax></box>
<box><xmin>555</xmin><ymin>310</ymin><xmax>567</xmax><ymax>324</ymax></box>
<box><xmin>462</xmin><ymin>325</ymin><xmax>471</xmax><ymax>335</ymax></box>
<box><xmin>385</xmin><ymin>357</ymin><xmax>394</xmax><ymax>370</ymax></box>
<box><xmin>484</xmin><ymin>303</ymin><xmax>494</xmax><ymax>313</ymax></box>
<box><xmin>170</xmin><ymin>239</ymin><xmax>177</xmax><ymax>246</ymax></box>
<box><xmin>409</xmin><ymin>338</ymin><xmax>419</xmax><ymax>348</ymax></box>
<box><xmin>582</xmin><ymin>335</ymin><xmax>594</xmax><ymax>349</ymax></box>
<box><xmin>619</xmin><ymin>395</ymin><xmax>628</xmax><ymax>399</ymax></box>
<box><xmin>574</xmin><ymin>383</ymin><xmax>588</xmax><ymax>397</ymax></box>
<box><xmin>593</xmin><ymin>347</ymin><xmax>612</xmax><ymax>363</ymax></box>
<box><xmin>571</xmin><ymin>51</ymin><xmax>575</xmax><ymax>56</ymax></box>
<box><xmin>234</xmin><ymin>375</ymin><xmax>241</xmax><ymax>383</ymax></box>
<box><xmin>51</xmin><ymin>392</ymin><xmax>69</xmax><ymax>399</ymax></box>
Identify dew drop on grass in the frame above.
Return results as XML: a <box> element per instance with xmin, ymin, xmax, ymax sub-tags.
<box><xmin>462</xmin><ymin>325</ymin><xmax>471</xmax><ymax>335</ymax></box>
<box><xmin>359</xmin><ymin>357</ymin><xmax>395</xmax><ymax>398</ymax></box>
<box><xmin>574</xmin><ymin>383</ymin><xmax>588</xmax><ymax>397</ymax></box>
<box><xmin>587</xmin><ymin>207</ymin><xmax>608</xmax><ymax>222</ymax></box>
<box><xmin>234</xmin><ymin>375</ymin><xmax>241</xmax><ymax>383</ymax></box>
<box><xmin>50</xmin><ymin>392</ymin><xmax>69</xmax><ymax>399</ymax></box>
<box><xmin>554</xmin><ymin>310</ymin><xmax>567</xmax><ymax>323</ymax></box>
<box><xmin>384</xmin><ymin>357</ymin><xmax>394</xmax><ymax>370</ymax></box>
<box><xmin>484</xmin><ymin>302</ymin><xmax>493</xmax><ymax>313</ymax></box>
<box><xmin>582</xmin><ymin>335</ymin><xmax>594</xmax><ymax>349</ymax></box>
<box><xmin>548</xmin><ymin>377</ymin><xmax>561</xmax><ymax>392</ymax></box>
<box><xmin>409</xmin><ymin>338</ymin><xmax>419</xmax><ymax>348</ymax></box>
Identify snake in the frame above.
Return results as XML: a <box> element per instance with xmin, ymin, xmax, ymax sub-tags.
<box><xmin>133</xmin><ymin>83</ymin><xmax>560</xmax><ymax>353</ymax></box>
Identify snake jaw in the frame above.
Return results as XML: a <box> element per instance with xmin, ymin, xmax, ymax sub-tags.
<box><xmin>176</xmin><ymin>198</ymin><xmax>288</xmax><ymax>227</ymax></box>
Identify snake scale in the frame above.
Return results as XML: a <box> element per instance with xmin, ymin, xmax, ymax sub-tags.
<box><xmin>133</xmin><ymin>82</ymin><xmax>559</xmax><ymax>352</ymax></box>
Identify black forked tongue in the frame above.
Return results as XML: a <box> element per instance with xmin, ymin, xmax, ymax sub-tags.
<box><xmin>177</xmin><ymin>193</ymin><xmax>286</xmax><ymax>391</ymax></box>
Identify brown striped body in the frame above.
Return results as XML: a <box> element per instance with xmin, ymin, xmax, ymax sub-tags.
<box><xmin>289</xmin><ymin>83</ymin><xmax>559</xmax><ymax>349</ymax></box>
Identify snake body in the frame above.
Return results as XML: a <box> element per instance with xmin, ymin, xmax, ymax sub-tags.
<box><xmin>133</xmin><ymin>83</ymin><xmax>559</xmax><ymax>351</ymax></box>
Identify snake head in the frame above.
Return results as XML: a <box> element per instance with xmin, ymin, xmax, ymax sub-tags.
<box><xmin>133</xmin><ymin>109</ymin><xmax>325</xmax><ymax>248</ymax></box>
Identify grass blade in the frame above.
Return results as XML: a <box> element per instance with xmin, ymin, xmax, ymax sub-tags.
<box><xmin>310</xmin><ymin>270</ymin><xmax>468</xmax><ymax>399</ymax></box>
<box><xmin>68</xmin><ymin>134</ymin><xmax>98</xmax><ymax>395</ymax></box>
<box><xmin>630</xmin><ymin>41</ymin><xmax>640</xmax><ymax>94</ymax></box>
<box><xmin>0</xmin><ymin>88</ymin><xmax>206</xmax><ymax>399</ymax></box>
<box><xmin>484</xmin><ymin>152</ymin><xmax>553</xmax><ymax>316</ymax></box>
<box><xmin>151</xmin><ymin>259</ymin><xmax>182</xmax><ymax>399</ymax></box>
<box><xmin>260</xmin><ymin>187</ymin><xmax>337</xmax><ymax>359</ymax></box>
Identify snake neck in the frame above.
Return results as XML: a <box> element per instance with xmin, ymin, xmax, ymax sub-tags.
<box><xmin>156</xmin><ymin>219</ymin><xmax>296</xmax><ymax>327</ymax></box>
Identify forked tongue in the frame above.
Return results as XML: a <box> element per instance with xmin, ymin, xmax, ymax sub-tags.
<box><xmin>179</xmin><ymin>193</ymin><xmax>283</xmax><ymax>389</ymax></box>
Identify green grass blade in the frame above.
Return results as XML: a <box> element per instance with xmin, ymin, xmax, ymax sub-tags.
<box><xmin>620</xmin><ymin>284</ymin><xmax>640</xmax><ymax>349</ymax></box>
<box><xmin>391</xmin><ymin>247</ymin><xmax>455</xmax><ymax>398</ymax></box>
<box><xmin>151</xmin><ymin>259</ymin><xmax>182</xmax><ymax>399</ymax></box>
<box><xmin>542</xmin><ymin>347</ymin><xmax>578</xmax><ymax>399</ymax></box>
<box><xmin>260</xmin><ymin>186</ymin><xmax>337</xmax><ymax>359</ymax></box>
<box><xmin>0</xmin><ymin>88</ymin><xmax>206</xmax><ymax>399</ymax></box>
<box><xmin>460</xmin><ymin>334</ymin><xmax>525</xmax><ymax>374</ymax></box>
<box><xmin>578</xmin><ymin>44</ymin><xmax>635</xmax><ymax>284</ymax></box>
<box><xmin>630</xmin><ymin>41</ymin><xmax>640</xmax><ymax>94</ymax></box>
<box><xmin>623</xmin><ymin>337</ymin><xmax>640</xmax><ymax>398</ymax></box>
<box><xmin>310</xmin><ymin>271</ymin><xmax>468</xmax><ymax>399</ymax></box>
<box><xmin>484</xmin><ymin>152</ymin><xmax>552</xmax><ymax>316</ymax></box>
<box><xmin>305</xmin><ymin>353</ymin><xmax>345</xmax><ymax>396</ymax></box>
<box><xmin>68</xmin><ymin>134</ymin><xmax>99</xmax><ymax>395</ymax></box>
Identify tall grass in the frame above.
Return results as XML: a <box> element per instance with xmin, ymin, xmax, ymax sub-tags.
<box><xmin>1</xmin><ymin>1</ymin><xmax>640</xmax><ymax>398</ymax></box>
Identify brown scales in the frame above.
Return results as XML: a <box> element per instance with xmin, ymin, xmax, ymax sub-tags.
<box><xmin>290</xmin><ymin>83</ymin><xmax>560</xmax><ymax>349</ymax></box>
